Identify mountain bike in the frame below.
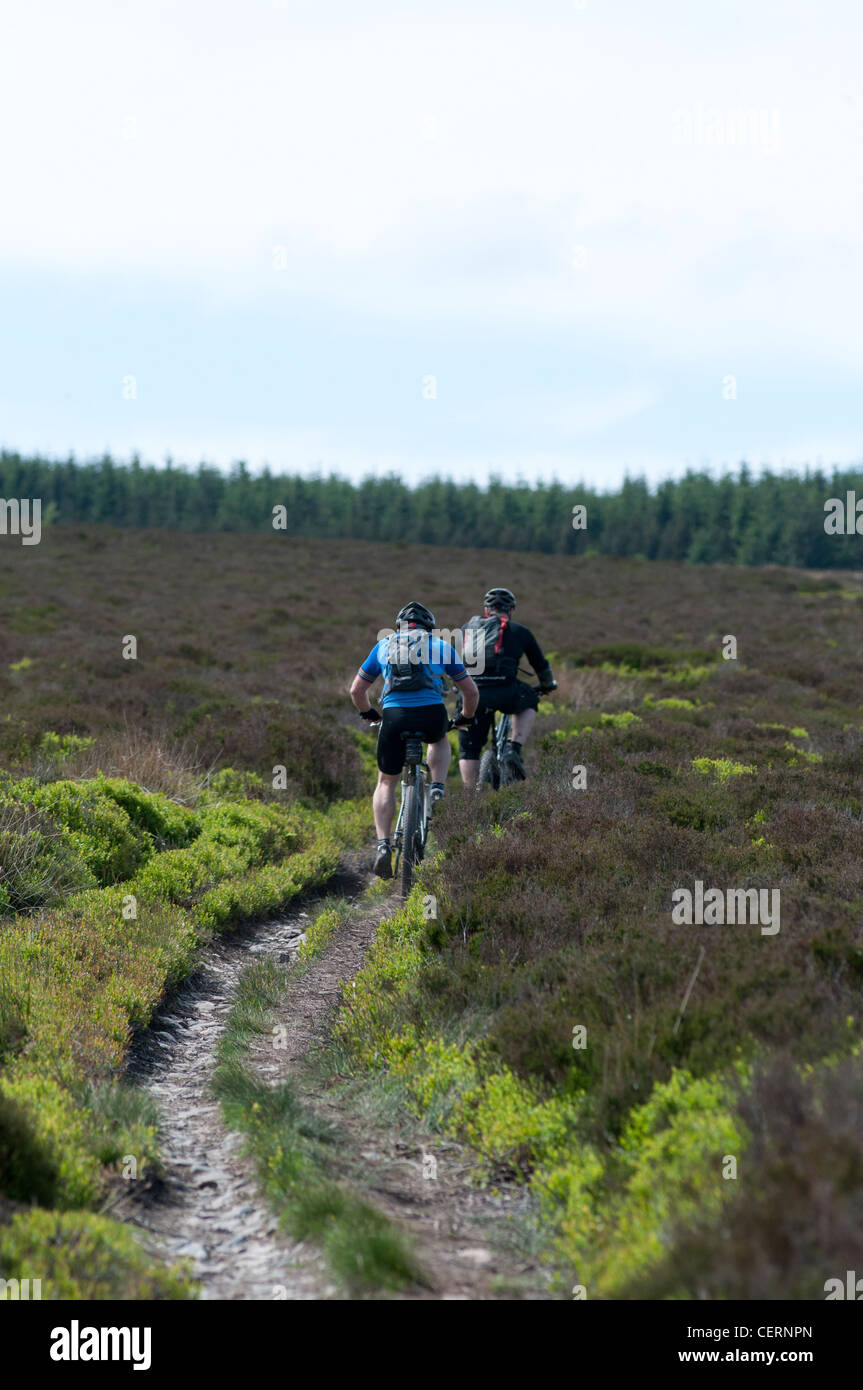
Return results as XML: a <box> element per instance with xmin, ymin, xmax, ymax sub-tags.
<box><xmin>477</xmin><ymin>708</ymin><xmax>511</xmax><ymax>791</ymax></box>
<box><xmin>392</xmin><ymin>719</ymin><xmax>462</xmax><ymax>896</ymax></box>
<box><xmin>477</xmin><ymin>673</ymin><xmax>557</xmax><ymax>790</ymax></box>
<box><xmin>391</xmin><ymin>730</ymin><xmax>432</xmax><ymax>896</ymax></box>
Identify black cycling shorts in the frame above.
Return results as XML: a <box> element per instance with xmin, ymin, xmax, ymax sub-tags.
<box><xmin>457</xmin><ymin>680</ymin><xmax>540</xmax><ymax>760</ymax></box>
<box><xmin>376</xmin><ymin>703</ymin><xmax>449</xmax><ymax>775</ymax></box>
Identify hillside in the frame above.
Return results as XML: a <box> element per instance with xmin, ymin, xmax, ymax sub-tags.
<box><xmin>1</xmin><ymin>527</ymin><xmax>863</xmax><ymax>1298</ymax></box>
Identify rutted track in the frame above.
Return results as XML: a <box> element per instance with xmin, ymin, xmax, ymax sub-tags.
<box><xmin>117</xmin><ymin>891</ymin><xmax>356</xmax><ymax>1301</ymax></box>
<box><xmin>116</xmin><ymin>868</ymin><xmax>551</xmax><ymax>1301</ymax></box>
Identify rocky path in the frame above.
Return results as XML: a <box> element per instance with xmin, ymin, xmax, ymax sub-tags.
<box><xmin>118</xmin><ymin>903</ymin><xmax>334</xmax><ymax>1300</ymax></box>
<box><xmin>117</xmin><ymin>874</ymin><xmax>551</xmax><ymax>1301</ymax></box>
<box><xmin>247</xmin><ymin>896</ymin><xmax>550</xmax><ymax>1300</ymax></box>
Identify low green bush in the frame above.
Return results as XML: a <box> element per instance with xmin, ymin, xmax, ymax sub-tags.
<box><xmin>0</xmin><ymin>768</ymin><xmax>355</xmax><ymax>1297</ymax></box>
<box><xmin>0</xmin><ymin>1208</ymin><xmax>195</xmax><ymax>1299</ymax></box>
<box><xmin>333</xmin><ymin>675</ymin><xmax>863</xmax><ymax>1296</ymax></box>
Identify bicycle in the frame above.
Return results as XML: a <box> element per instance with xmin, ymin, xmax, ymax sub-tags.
<box><xmin>391</xmin><ymin>718</ymin><xmax>465</xmax><ymax>896</ymax></box>
<box><xmin>391</xmin><ymin>730</ymin><xmax>432</xmax><ymax>896</ymax></box>
<box><xmin>477</xmin><ymin>672</ymin><xmax>557</xmax><ymax>790</ymax></box>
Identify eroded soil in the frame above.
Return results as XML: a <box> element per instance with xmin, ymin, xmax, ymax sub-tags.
<box><xmin>118</xmin><ymin>872</ymin><xmax>551</xmax><ymax>1300</ymax></box>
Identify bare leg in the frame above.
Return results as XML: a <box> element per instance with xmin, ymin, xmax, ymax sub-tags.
<box><xmin>459</xmin><ymin>758</ymin><xmax>480</xmax><ymax>789</ymax></box>
<box><xmin>373</xmin><ymin>772</ymin><xmax>400</xmax><ymax>840</ymax></box>
<box><xmin>427</xmin><ymin>736</ymin><xmax>451</xmax><ymax>783</ymax></box>
<box><xmin>511</xmin><ymin>708</ymin><xmax>536</xmax><ymax>744</ymax></box>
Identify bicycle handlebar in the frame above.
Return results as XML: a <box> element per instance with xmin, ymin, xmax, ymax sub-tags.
<box><xmin>359</xmin><ymin>679</ymin><xmax>557</xmax><ymax>733</ymax></box>
<box><xmin>361</xmin><ymin>710</ymin><xmax>474</xmax><ymax>731</ymax></box>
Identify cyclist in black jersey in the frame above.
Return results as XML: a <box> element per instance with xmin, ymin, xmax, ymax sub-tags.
<box><xmin>456</xmin><ymin>587</ymin><xmax>557</xmax><ymax>787</ymax></box>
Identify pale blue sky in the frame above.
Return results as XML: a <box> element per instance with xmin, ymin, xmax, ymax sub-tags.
<box><xmin>1</xmin><ymin>0</ymin><xmax>861</xmax><ymax>487</ymax></box>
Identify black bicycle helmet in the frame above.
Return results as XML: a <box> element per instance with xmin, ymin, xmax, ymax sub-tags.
<box><xmin>483</xmin><ymin>587</ymin><xmax>516</xmax><ymax>612</ymax></box>
<box><xmin>396</xmin><ymin>601</ymin><xmax>436</xmax><ymax>630</ymax></box>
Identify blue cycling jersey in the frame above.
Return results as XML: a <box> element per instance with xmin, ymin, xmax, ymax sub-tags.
<box><xmin>359</xmin><ymin>636</ymin><xmax>467</xmax><ymax>708</ymax></box>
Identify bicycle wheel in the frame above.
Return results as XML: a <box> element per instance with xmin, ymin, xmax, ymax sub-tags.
<box><xmin>499</xmin><ymin>756</ymin><xmax>518</xmax><ymax>787</ymax></box>
<box><xmin>495</xmin><ymin>712</ymin><xmax>514</xmax><ymax>785</ymax></box>
<box><xmin>478</xmin><ymin>748</ymin><xmax>500</xmax><ymax>789</ymax></box>
<box><xmin>400</xmin><ymin>778</ymin><xmax>421</xmax><ymax>896</ymax></box>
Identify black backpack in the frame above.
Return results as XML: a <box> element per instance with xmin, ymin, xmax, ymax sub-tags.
<box><xmin>462</xmin><ymin>615</ymin><xmax>517</xmax><ymax>681</ymax></box>
<box><xmin>382</xmin><ymin>630</ymin><xmax>440</xmax><ymax>697</ymax></box>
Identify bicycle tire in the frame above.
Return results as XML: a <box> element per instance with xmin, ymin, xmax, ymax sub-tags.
<box><xmin>478</xmin><ymin>749</ymin><xmax>500</xmax><ymax>790</ymax></box>
<box><xmin>401</xmin><ymin>778</ymin><xmax>421</xmax><ymax>896</ymax></box>
<box><xmin>499</xmin><ymin>757</ymin><xmax>518</xmax><ymax>787</ymax></box>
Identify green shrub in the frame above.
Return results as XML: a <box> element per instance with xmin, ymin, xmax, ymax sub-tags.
<box><xmin>1</xmin><ymin>779</ymin><xmax>152</xmax><ymax>886</ymax></box>
<box><xmin>0</xmin><ymin>1208</ymin><xmax>195</xmax><ymax>1299</ymax></box>
<box><xmin>334</xmin><ymin>892</ymin><xmax>428</xmax><ymax>1066</ymax></box>
<box><xmin>298</xmin><ymin>900</ymin><xmax>350</xmax><ymax>964</ymax></box>
<box><xmin>536</xmin><ymin>1066</ymin><xmax>745</xmax><ymax>1296</ymax></box>
<box><xmin>643</xmin><ymin>694</ymin><xmax>697</xmax><ymax>711</ymax></box>
<box><xmin>202</xmin><ymin>768</ymin><xmax>271</xmax><ymax>802</ymax></box>
<box><xmin>0</xmin><ymin>1093</ymin><xmax>62</xmax><ymax>1206</ymax></box>
<box><xmin>0</xmin><ymin>765</ymin><xmax>348</xmax><ymax>1300</ymax></box>
<box><xmin>691</xmin><ymin>756</ymin><xmax>756</xmax><ymax>783</ymax></box>
<box><xmin>0</xmin><ymin>1069</ymin><xmax>98</xmax><ymax>1207</ymax></box>
<box><xmin>621</xmin><ymin>1052</ymin><xmax>863</xmax><ymax>1299</ymax></box>
<box><xmin>93</xmin><ymin>777</ymin><xmax>199</xmax><ymax>847</ymax></box>
<box><xmin>0</xmin><ymin>798</ymin><xmax>95</xmax><ymax>909</ymax></box>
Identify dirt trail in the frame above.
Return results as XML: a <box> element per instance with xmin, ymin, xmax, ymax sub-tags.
<box><xmin>118</xmin><ymin>901</ymin><xmax>333</xmax><ymax>1299</ymax></box>
<box><xmin>250</xmin><ymin>895</ymin><xmax>550</xmax><ymax>1300</ymax></box>
<box><xmin>119</xmin><ymin>871</ymin><xmax>550</xmax><ymax>1300</ymax></box>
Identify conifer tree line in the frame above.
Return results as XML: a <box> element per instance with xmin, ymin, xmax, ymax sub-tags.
<box><xmin>2</xmin><ymin>451</ymin><xmax>862</xmax><ymax>568</ymax></box>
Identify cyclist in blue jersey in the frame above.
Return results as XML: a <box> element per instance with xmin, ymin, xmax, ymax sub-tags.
<box><xmin>350</xmin><ymin>601</ymin><xmax>479</xmax><ymax>879</ymax></box>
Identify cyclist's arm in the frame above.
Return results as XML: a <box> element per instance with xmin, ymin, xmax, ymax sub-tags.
<box><xmin>454</xmin><ymin>672</ymin><xmax>479</xmax><ymax>719</ymax></box>
<box><xmin>351</xmin><ymin>645</ymin><xmax>382</xmax><ymax>712</ymax></box>
<box><xmin>522</xmin><ymin>629</ymin><xmax>556</xmax><ymax>690</ymax></box>
<box><xmin>443</xmin><ymin>642</ymin><xmax>478</xmax><ymax>719</ymax></box>
<box><xmin>350</xmin><ymin>670</ymin><xmax>376</xmax><ymax>712</ymax></box>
